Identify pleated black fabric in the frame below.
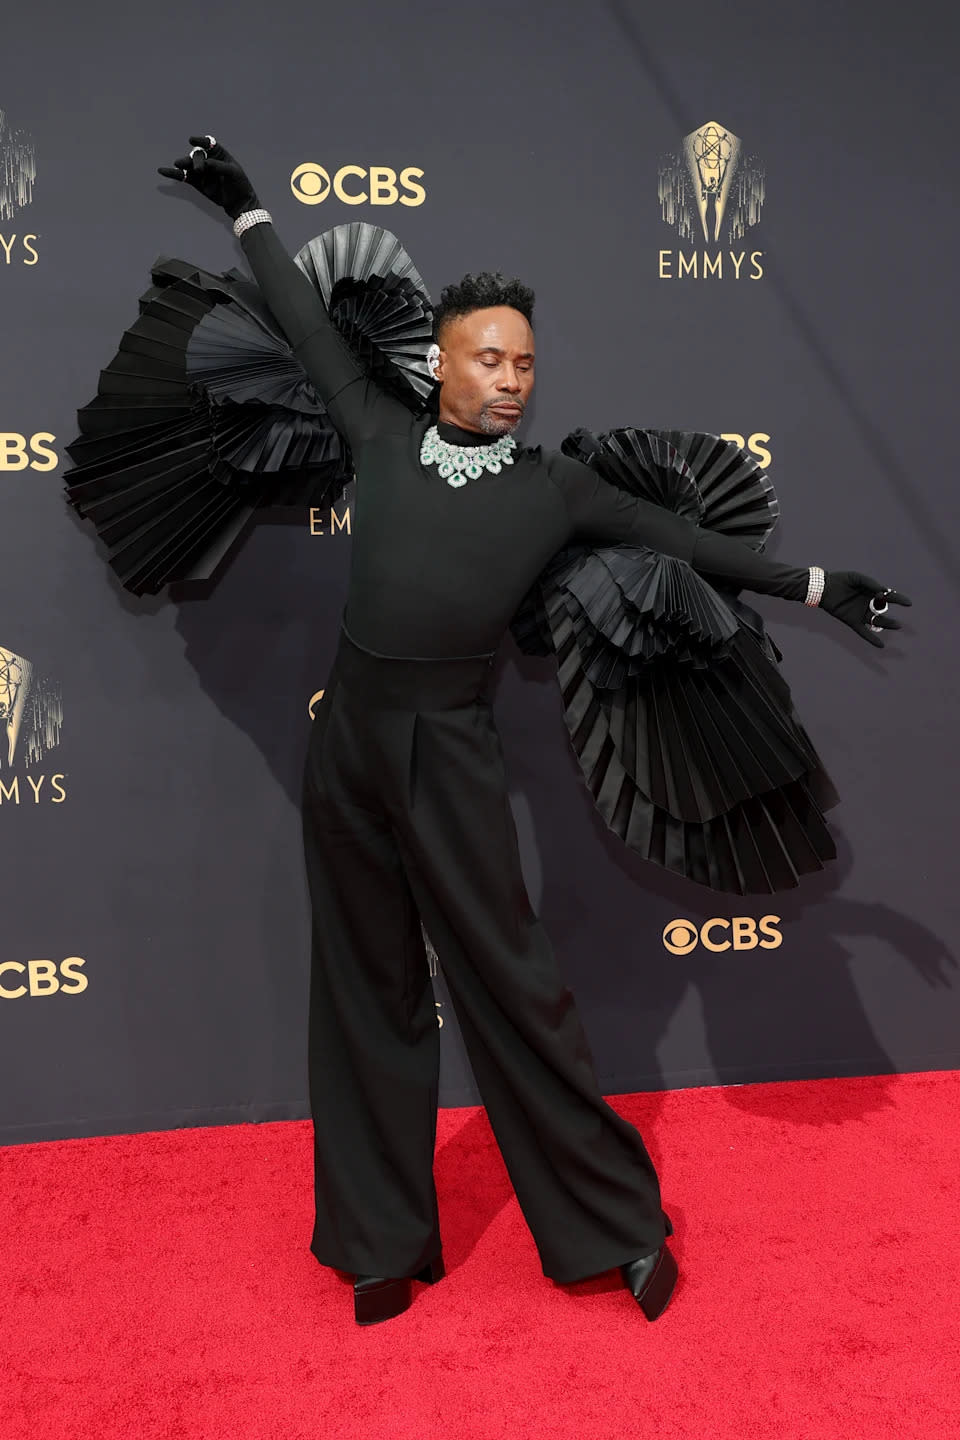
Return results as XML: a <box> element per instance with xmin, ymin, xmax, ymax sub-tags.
<box><xmin>64</xmin><ymin>258</ymin><xmax>348</xmax><ymax>592</ymax></box>
<box><xmin>294</xmin><ymin>222</ymin><xmax>434</xmax><ymax>408</ymax></box>
<box><xmin>513</xmin><ymin>428</ymin><xmax>838</xmax><ymax>893</ymax></box>
<box><xmin>562</xmin><ymin>426</ymin><xmax>780</xmax><ymax>546</ymax></box>
<box><xmin>64</xmin><ymin>223</ymin><xmax>434</xmax><ymax>594</ymax></box>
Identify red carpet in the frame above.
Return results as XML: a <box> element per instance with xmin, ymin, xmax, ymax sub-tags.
<box><xmin>2</xmin><ymin>1071</ymin><xmax>958</xmax><ymax>1440</ymax></box>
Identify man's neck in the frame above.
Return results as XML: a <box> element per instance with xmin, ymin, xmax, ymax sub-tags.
<box><xmin>437</xmin><ymin>407</ymin><xmax>485</xmax><ymax>436</ymax></box>
<box><xmin>435</xmin><ymin>414</ymin><xmax>503</xmax><ymax>446</ymax></box>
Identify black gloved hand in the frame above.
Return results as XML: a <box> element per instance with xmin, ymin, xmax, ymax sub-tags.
<box><xmin>820</xmin><ymin>571</ymin><xmax>912</xmax><ymax>648</ymax></box>
<box><xmin>158</xmin><ymin>135</ymin><xmax>259</xmax><ymax>220</ymax></box>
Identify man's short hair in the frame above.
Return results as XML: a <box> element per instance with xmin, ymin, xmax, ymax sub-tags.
<box><xmin>433</xmin><ymin>272</ymin><xmax>535</xmax><ymax>341</ymax></box>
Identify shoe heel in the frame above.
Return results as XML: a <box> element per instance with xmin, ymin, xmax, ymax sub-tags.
<box><xmin>353</xmin><ymin>1254</ymin><xmax>445</xmax><ymax>1325</ymax></box>
<box><xmin>417</xmin><ymin>1254</ymin><xmax>446</xmax><ymax>1284</ymax></box>
<box><xmin>638</xmin><ymin>1246</ymin><xmax>678</xmax><ymax>1322</ymax></box>
<box><xmin>353</xmin><ymin>1276</ymin><xmax>413</xmax><ymax>1327</ymax></box>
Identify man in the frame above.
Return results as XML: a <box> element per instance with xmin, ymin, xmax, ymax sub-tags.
<box><xmin>159</xmin><ymin>136</ymin><xmax>909</xmax><ymax>1327</ymax></box>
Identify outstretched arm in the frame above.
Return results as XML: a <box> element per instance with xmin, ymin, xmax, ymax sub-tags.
<box><xmin>158</xmin><ymin>136</ymin><xmax>398</xmax><ymax>445</ymax></box>
<box><xmin>551</xmin><ymin>454</ymin><xmax>911</xmax><ymax>648</ymax></box>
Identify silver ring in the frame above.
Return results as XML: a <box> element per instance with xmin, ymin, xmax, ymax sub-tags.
<box><xmin>869</xmin><ymin>595</ymin><xmax>889</xmax><ymax>616</ymax></box>
<box><xmin>179</xmin><ymin>167</ymin><xmax>189</xmax><ymax>181</ymax></box>
<box><xmin>868</xmin><ymin>620</ymin><xmax>882</xmax><ymax>632</ymax></box>
<box><xmin>189</xmin><ymin>146</ymin><xmax>206</xmax><ymax>161</ymax></box>
<box><xmin>205</xmin><ymin>134</ymin><xmax>217</xmax><ymax>148</ymax></box>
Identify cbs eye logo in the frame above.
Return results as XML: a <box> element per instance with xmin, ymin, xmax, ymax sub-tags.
<box><xmin>662</xmin><ymin>916</ymin><xmax>783</xmax><ymax>954</ymax></box>
<box><xmin>291</xmin><ymin>163</ymin><xmax>426</xmax><ymax>208</ymax></box>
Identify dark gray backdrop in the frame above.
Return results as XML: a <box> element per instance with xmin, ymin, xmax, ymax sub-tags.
<box><xmin>2</xmin><ymin>0</ymin><xmax>957</xmax><ymax>1142</ymax></box>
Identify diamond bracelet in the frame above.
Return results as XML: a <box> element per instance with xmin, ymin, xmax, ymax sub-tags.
<box><xmin>233</xmin><ymin>208</ymin><xmax>273</xmax><ymax>237</ymax></box>
<box><xmin>804</xmin><ymin>565</ymin><xmax>826</xmax><ymax>606</ymax></box>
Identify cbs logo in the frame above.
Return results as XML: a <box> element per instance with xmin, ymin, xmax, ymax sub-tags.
<box><xmin>0</xmin><ymin>958</ymin><xmax>88</xmax><ymax>998</ymax></box>
<box><xmin>291</xmin><ymin>163</ymin><xmax>426</xmax><ymax>207</ymax></box>
<box><xmin>1</xmin><ymin>433</ymin><xmax>58</xmax><ymax>471</ymax></box>
<box><xmin>719</xmin><ymin>433</ymin><xmax>772</xmax><ymax>468</ymax></box>
<box><xmin>662</xmin><ymin>916</ymin><xmax>782</xmax><ymax>955</ymax></box>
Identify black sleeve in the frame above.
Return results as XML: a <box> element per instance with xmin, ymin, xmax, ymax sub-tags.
<box><xmin>238</xmin><ymin>221</ymin><xmax>408</xmax><ymax>446</ymax></box>
<box><xmin>551</xmin><ymin>453</ymin><xmax>809</xmax><ymax>600</ymax></box>
<box><xmin>687</xmin><ymin>527</ymin><xmax>809</xmax><ymax>600</ymax></box>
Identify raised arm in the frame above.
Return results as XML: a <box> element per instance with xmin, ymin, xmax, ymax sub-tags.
<box><xmin>551</xmin><ymin>453</ymin><xmax>911</xmax><ymax>648</ymax></box>
<box><xmin>158</xmin><ymin>135</ymin><xmax>401</xmax><ymax>446</ymax></box>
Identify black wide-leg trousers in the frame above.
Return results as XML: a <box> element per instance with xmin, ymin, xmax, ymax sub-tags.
<box><xmin>301</xmin><ymin>628</ymin><xmax>666</xmax><ymax>1284</ymax></box>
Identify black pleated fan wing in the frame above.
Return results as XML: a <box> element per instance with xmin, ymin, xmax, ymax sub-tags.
<box><xmin>654</xmin><ymin>429</ymin><xmax>779</xmax><ymax>548</ymax></box>
<box><xmin>512</xmin><ymin>426</ymin><xmax>838</xmax><ymax>894</ymax></box>
<box><xmin>65</xmin><ymin>224</ymin><xmax>434</xmax><ymax>595</ymax></box>
<box><xmin>295</xmin><ymin>222</ymin><xmax>434</xmax><ymax>409</ymax></box>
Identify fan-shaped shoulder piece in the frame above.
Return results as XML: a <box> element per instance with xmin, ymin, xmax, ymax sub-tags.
<box><xmin>562</xmin><ymin>426</ymin><xmax>779</xmax><ymax>549</ymax></box>
<box><xmin>295</xmin><ymin>223</ymin><xmax>434</xmax><ymax>409</ymax></box>
<box><xmin>65</xmin><ymin>224</ymin><xmax>436</xmax><ymax>594</ymax></box>
<box><xmin>64</xmin><ymin>258</ymin><xmax>350</xmax><ymax>594</ymax></box>
<box><xmin>657</xmin><ymin>430</ymin><xmax>779</xmax><ymax>547</ymax></box>
<box><xmin>562</xmin><ymin>427</ymin><xmax>705</xmax><ymax>524</ymax></box>
<box><xmin>512</xmin><ymin>425</ymin><xmax>836</xmax><ymax>893</ymax></box>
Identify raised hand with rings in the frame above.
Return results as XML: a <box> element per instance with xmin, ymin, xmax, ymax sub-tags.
<box><xmin>158</xmin><ymin>135</ymin><xmax>259</xmax><ymax>219</ymax></box>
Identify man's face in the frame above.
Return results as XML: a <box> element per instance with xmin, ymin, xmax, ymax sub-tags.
<box><xmin>434</xmin><ymin>306</ymin><xmax>535</xmax><ymax>436</ymax></box>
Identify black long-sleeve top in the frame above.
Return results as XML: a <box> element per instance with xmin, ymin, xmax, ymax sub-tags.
<box><xmin>240</xmin><ymin>223</ymin><xmax>810</xmax><ymax>658</ymax></box>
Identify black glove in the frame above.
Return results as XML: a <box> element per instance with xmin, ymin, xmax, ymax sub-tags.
<box><xmin>820</xmin><ymin>571</ymin><xmax>912</xmax><ymax>648</ymax></box>
<box><xmin>158</xmin><ymin>135</ymin><xmax>259</xmax><ymax>220</ymax></box>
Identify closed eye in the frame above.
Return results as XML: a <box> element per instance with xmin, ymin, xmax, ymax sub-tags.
<box><xmin>479</xmin><ymin>358</ymin><xmax>533</xmax><ymax>370</ymax></box>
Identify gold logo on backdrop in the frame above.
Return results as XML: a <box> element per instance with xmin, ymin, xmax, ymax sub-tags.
<box><xmin>309</xmin><ymin>502</ymin><xmax>352</xmax><ymax>536</ymax></box>
<box><xmin>720</xmin><ymin>433</ymin><xmax>771</xmax><ymax>468</ymax></box>
<box><xmin>689</xmin><ymin>123</ymin><xmax>739</xmax><ymax>242</ymax></box>
<box><xmin>292</xmin><ymin>163</ymin><xmax>426</xmax><ymax>208</ymax></box>
<box><xmin>662</xmin><ymin>916</ymin><xmax>783</xmax><ymax>954</ymax></box>
<box><xmin>0</xmin><ymin>644</ymin><xmax>65</xmax><ymax>804</ymax></box>
<box><xmin>658</xmin><ymin>121</ymin><xmax>765</xmax><ymax>279</ymax></box>
<box><xmin>0</xmin><ymin>958</ymin><xmax>88</xmax><ymax>998</ymax></box>
<box><xmin>0</xmin><ymin>433</ymin><xmax>58</xmax><ymax>469</ymax></box>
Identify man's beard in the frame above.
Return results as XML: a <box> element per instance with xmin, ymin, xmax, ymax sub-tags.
<box><xmin>477</xmin><ymin>398</ymin><xmax>525</xmax><ymax>436</ymax></box>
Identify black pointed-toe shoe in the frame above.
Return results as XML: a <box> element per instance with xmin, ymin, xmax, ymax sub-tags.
<box><xmin>353</xmin><ymin>1254</ymin><xmax>446</xmax><ymax>1326</ymax></box>
<box><xmin>620</xmin><ymin>1243</ymin><xmax>678</xmax><ymax>1321</ymax></box>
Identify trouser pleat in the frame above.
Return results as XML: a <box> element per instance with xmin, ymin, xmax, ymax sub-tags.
<box><xmin>303</xmin><ymin>674</ymin><xmax>441</xmax><ymax>1278</ymax></box>
<box><xmin>301</xmin><ymin>656</ymin><xmax>665</xmax><ymax>1283</ymax></box>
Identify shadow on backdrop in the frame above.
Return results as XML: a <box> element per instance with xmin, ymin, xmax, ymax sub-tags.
<box><xmin>506</xmin><ymin>645</ymin><xmax>955</xmax><ymax>1129</ymax></box>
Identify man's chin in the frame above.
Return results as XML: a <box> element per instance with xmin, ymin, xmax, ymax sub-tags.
<box><xmin>479</xmin><ymin>409</ymin><xmax>523</xmax><ymax>437</ymax></box>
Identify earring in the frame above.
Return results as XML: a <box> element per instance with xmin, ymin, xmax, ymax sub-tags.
<box><xmin>426</xmin><ymin>343</ymin><xmax>441</xmax><ymax>381</ymax></box>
